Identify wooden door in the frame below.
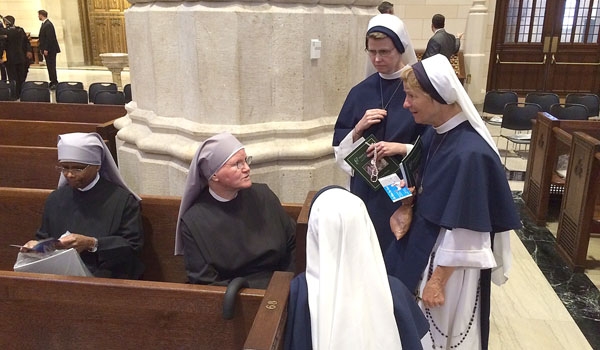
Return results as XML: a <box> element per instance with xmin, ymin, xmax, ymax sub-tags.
<box><xmin>79</xmin><ymin>0</ymin><xmax>130</xmax><ymax>66</ymax></box>
<box><xmin>488</xmin><ymin>0</ymin><xmax>600</xmax><ymax>96</ymax></box>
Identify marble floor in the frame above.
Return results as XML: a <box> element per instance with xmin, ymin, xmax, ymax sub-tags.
<box><xmin>19</xmin><ymin>66</ymin><xmax>600</xmax><ymax>349</ymax></box>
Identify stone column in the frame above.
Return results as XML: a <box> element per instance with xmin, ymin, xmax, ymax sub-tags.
<box><xmin>463</xmin><ymin>0</ymin><xmax>491</xmax><ymax>105</ymax></box>
<box><xmin>117</xmin><ymin>0</ymin><xmax>379</xmax><ymax>203</ymax></box>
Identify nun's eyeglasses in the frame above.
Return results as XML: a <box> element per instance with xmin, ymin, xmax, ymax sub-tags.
<box><xmin>365</xmin><ymin>48</ymin><xmax>395</xmax><ymax>58</ymax></box>
<box><xmin>230</xmin><ymin>156</ymin><xmax>252</xmax><ymax>169</ymax></box>
<box><xmin>55</xmin><ymin>165</ymin><xmax>90</xmax><ymax>175</ymax></box>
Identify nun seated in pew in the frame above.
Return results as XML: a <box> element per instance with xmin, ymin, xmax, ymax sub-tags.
<box><xmin>22</xmin><ymin>132</ymin><xmax>144</xmax><ymax>279</ymax></box>
<box><xmin>175</xmin><ymin>132</ymin><xmax>296</xmax><ymax>289</ymax></box>
<box><xmin>284</xmin><ymin>186</ymin><xmax>428</xmax><ymax>350</ymax></box>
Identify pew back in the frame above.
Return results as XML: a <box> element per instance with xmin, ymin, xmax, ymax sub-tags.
<box><xmin>0</xmin><ymin>119</ymin><xmax>99</xmax><ymax>147</ymax></box>
<box><xmin>0</xmin><ymin>270</ymin><xmax>292</xmax><ymax>349</ymax></box>
<box><xmin>0</xmin><ymin>187</ymin><xmax>306</xmax><ymax>282</ymax></box>
<box><xmin>0</xmin><ymin>146</ymin><xmax>59</xmax><ymax>189</ymax></box>
<box><xmin>555</xmin><ymin>132</ymin><xmax>600</xmax><ymax>271</ymax></box>
<box><xmin>0</xmin><ymin>101</ymin><xmax>125</xmax><ymax>123</ymax></box>
<box><xmin>523</xmin><ymin>113</ymin><xmax>600</xmax><ymax>224</ymax></box>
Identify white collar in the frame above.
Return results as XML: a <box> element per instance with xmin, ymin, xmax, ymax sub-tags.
<box><xmin>209</xmin><ymin>187</ymin><xmax>237</xmax><ymax>202</ymax></box>
<box><xmin>77</xmin><ymin>173</ymin><xmax>100</xmax><ymax>192</ymax></box>
<box><xmin>379</xmin><ymin>69</ymin><xmax>403</xmax><ymax>80</ymax></box>
<box><xmin>434</xmin><ymin>112</ymin><xmax>468</xmax><ymax>134</ymax></box>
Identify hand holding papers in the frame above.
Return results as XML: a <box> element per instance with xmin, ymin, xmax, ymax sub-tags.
<box><xmin>10</xmin><ymin>237</ymin><xmax>59</xmax><ymax>253</ymax></box>
<box><xmin>380</xmin><ymin>174</ymin><xmax>412</xmax><ymax>202</ymax></box>
<box><xmin>344</xmin><ymin>135</ymin><xmax>401</xmax><ymax>190</ymax></box>
<box><xmin>389</xmin><ymin>184</ymin><xmax>415</xmax><ymax>240</ymax></box>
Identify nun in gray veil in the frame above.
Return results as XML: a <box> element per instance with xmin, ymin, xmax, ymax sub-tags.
<box><xmin>26</xmin><ymin>132</ymin><xmax>144</xmax><ymax>279</ymax></box>
<box><xmin>175</xmin><ymin>132</ymin><xmax>296</xmax><ymax>289</ymax></box>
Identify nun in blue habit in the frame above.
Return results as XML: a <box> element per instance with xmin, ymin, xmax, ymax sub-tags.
<box><xmin>384</xmin><ymin>54</ymin><xmax>522</xmax><ymax>349</ymax></box>
<box><xmin>332</xmin><ymin>14</ymin><xmax>425</xmax><ymax>251</ymax></box>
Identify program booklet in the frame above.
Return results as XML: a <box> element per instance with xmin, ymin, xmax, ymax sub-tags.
<box><xmin>398</xmin><ymin>135</ymin><xmax>422</xmax><ymax>188</ymax></box>
<box><xmin>10</xmin><ymin>237</ymin><xmax>59</xmax><ymax>253</ymax></box>
<box><xmin>344</xmin><ymin>134</ymin><xmax>400</xmax><ymax>190</ymax></box>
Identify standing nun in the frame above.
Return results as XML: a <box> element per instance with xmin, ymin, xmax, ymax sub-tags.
<box><xmin>385</xmin><ymin>55</ymin><xmax>521</xmax><ymax>349</ymax></box>
<box><xmin>332</xmin><ymin>14</ymin><xmax>425</xmax><ymax>251</ymax></box>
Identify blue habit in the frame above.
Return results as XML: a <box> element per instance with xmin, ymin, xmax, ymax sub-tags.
<box><xmin>283</xmin><ymin>272</ymin><xmax>429</xmax><ymax>350</ymax></box>
<box><xmin>333</xmin><ymin>73</ymin><xmax>425</xmax><ymax>250</ymax></box>
<box><xmin>385</xmin><ymin>121</ymin><xmax>521</xmax><ymax>292</ymax></box>
<box><xmin>384</xmin><ymin>121</ymin><xmax>522</xmax><ymax>350</ymax></box>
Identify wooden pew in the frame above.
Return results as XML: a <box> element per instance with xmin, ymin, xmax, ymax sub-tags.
<box><xmin>0</xmin><ymin>187</ymin><xmax>307</xmax><ymax>282</ymax></box>
<box><xmin>0</xmin><ymin>119</ymin><xmax>100</xmax><ymax>147</ymax></box>
<box><xmin>522</xmin><ymin>113</ymin><xmax>600</xmax><ymax>225</ymax></box>
<box><xmin>0</xmin><ymin>101</ymin><xmax>122</xmax><ymax>162</ymax></box>
<box><xmin>293</xmin><ymin>191</ymin><xmax>314</xmax><ymax>275</ymax></box>
<box><xmin>555</xmin><ymin>132</ymin><xmax>600</xmax><ymax>272</ymax></box>
<box><xmin>0</xmin><ymin>101</ymin><xmax>125</xmax><ymax>124</ymax></box>
<box><xmin>0</xmin><ymin>269</ymin><xmax>293</xmax><ymax>349</ymax></box>
<box><xmin>0</xmin><ymin>146</ymin><xmax>59</xmax><ymax>189</ymax></box>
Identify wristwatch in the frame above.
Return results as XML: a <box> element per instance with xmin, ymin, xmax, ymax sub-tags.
<box><xmin>88</xmin><ymin>237</ymin><xmax>98</xmax><ymax>252</ymax></box>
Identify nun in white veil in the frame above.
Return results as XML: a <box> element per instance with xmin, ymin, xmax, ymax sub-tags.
<box><xmin>284</xmin><ymin>186</ymin><xmax>428</xmax><ymax>350</ymax></box>
<box><xmin>384</xmin><ymin>54</ymin><xmax>522</xmax><ymax>349</ymax></box>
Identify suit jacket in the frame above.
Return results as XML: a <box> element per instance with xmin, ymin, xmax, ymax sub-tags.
<box><xmin>38</xmin><ymin>19</ymin><xmax>60</xmax><ymax>54</ymax></box>
<box><xmin>0</xmin><ymin>26</ymin><xmax>31</xmax><ymax>64</ymax></box>
<box><xmin>422</xmin><ymin>28</ymin><xmax>459</xmax><ymax>60</ymax></box>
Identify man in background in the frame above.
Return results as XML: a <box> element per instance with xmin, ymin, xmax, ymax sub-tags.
<box><xmin>421</xmin><ymin>14</ymin><xmax>462</xmax><ymax>60</ymax></box>
<box><xmin>377</xmin><ymin>1</ymin><xmax>394</xmax><ymax>15</ymax></box>
<box><xmin>38</xmin><ymin>9</ymin><xmax>60</xmax><ymax>89</ymax></box>
<box><xmin>1</xmin><ymin>15</ymin><xmax>33</xmax><ymax>98</ymax></box>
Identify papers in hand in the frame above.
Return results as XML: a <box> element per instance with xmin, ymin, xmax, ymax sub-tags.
<box><xmin>398</xmin><ymin>135</ymin><xmax>422</xmax><ymax>188</ymax></box>
<box><xmin>379</xmin><ymin>173</ymin><xmax>412</xmax><ymax>202</ymax></box>
<box><xmin>10</xmin><ymin>237</ymin><xmax>59</xmax><ymax>253</ymax></box>
<box><xmin>13</xmin><ymin>248</ymin><xmax>92</xmax><ymax>277</ymax></box>
<box><xmin>344</xmin><ymin>135</ymin><xmax>400</xmax><ymax>190</ymax></box>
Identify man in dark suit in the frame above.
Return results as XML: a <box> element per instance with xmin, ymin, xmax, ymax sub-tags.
<box><xmin>1</xmin><ymin>16</ymin><xmax>33</xmax><ymax>98</ymax></box>
<box><xmin>38</xmin><ymin>9</ymin><xmax>60</xmax><ymax>89</ymax></box>
<box><xmin>421</xmin><ymin>14</ymin><xmax>462</xmax><ymax>60</ymax></box>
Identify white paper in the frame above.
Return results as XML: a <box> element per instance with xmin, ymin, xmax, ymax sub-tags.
<box><xmin>379</xmin><ymin>173</ymin><xmax>412</xmax><ymax>203</ymax></box>
<box><xmin>14</xmin><ymin>248</ymin><xmax>92</xmax><ymax>277</ymax></box>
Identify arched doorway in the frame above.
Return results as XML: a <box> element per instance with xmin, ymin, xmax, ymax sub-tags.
<box><xmin>488</xmin><ymin>0</ymin><xmax>600</xmax><ymax>96</ymax></box>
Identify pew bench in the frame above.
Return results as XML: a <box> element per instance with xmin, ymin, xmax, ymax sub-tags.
<box><xmin>0</xmin><ymin>101</ymin><xmax>122</xmax><ymax>162</ymax></box>
<box><xmin>555</xmin><ymin>132</ymin><xmax>600</xmax><ymax>271</ymax></box>
<box><xmin>0</xmin><ymin>119</ymin><xmax>101</xmax><ymax>147</ymax></box>
<box><xmin>0</xmin><ymin>146</ymin><xmax>59</xmax><ymax>189</ymax></box>
<box><xmin>0</xmin><ymin>270</ymin><xmax>293</xmax><ymax>349</ymax></box>
<box><xmin>523</xmin><ymin>113</ymin><xmax>600</xmax><ymax>225</ymax></box>
<box><xmin>0</xmin><ymin>101</ymin><xmax>125</xmax><ymax>124</ymax></box>
<box><xmin>0</xmin><ymin>187</ymin><xmax>308</xmax><ymax>282</ymax></box>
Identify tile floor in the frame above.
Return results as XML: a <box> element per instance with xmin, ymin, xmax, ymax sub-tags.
<box><xmin>21</xmin><ymin>66</ymin><xmax>600</xmax><ymax>349</ymax></box>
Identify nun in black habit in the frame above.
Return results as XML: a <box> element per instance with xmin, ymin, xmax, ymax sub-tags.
<box><xmin>27</xmin><ymin>132</ymin><xmax>144</xmax><ymax>279</ymax></box>
<box><xmin>175</xmin><ymin>132</ymin><xmax>295</xmax><ymax>289</ymax></box>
